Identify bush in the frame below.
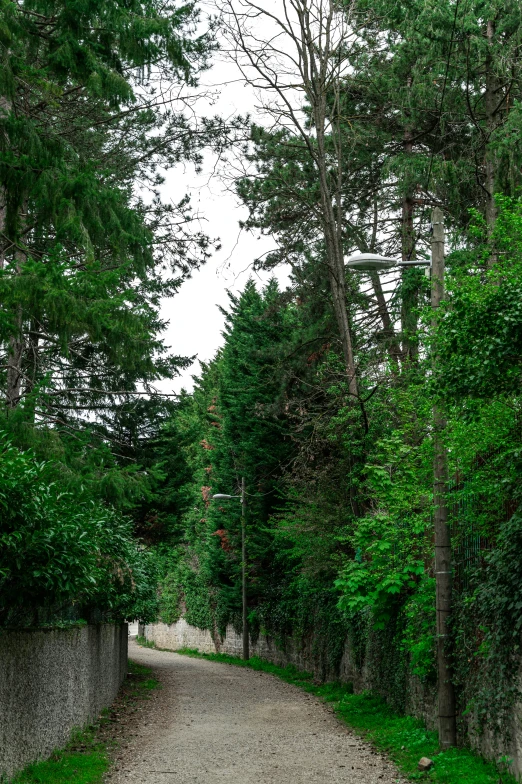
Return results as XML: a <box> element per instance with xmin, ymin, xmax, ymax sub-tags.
<box><xmin>0</xmin><ymin>433</ymin><xmax>157</xmax><ymax>626</ymax></box>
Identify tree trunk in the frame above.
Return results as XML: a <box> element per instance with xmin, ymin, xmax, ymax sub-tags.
<box><xmin>0</xmin><ymin>189</ymin><xmax>6</xmax><ymax>272</ymax></box>
<box><xmin>401</xmin><ymin>79</ymin><xmax>419</xmax><ymax>362</ymax></box>
<box><xmin>484</xmin><ymin>19</ymin><xmax>498</xmax><ymax>264</ymax></box>
<box><xmin>0</xmin><ymin>95</ymin><xmax>11</xmax><ymax>270</ymax></box>
<box><xmin>1</xmin><ymin>91</ymin><xmax>26</xmax><ymax>409</ymax></box>
<box><xmin>241</xmin><ymin>476</ymin><xmax>249</xmax><ymax>660</ymax></box>
<box><xmin>431</xmin><ymin>207</ymin><xmax>457</xmax><ymax>748</ymax></box>
<box><xmin>370</xmin><ymin>270</ymin><xmax>402</xmax><ymax>367</ymax></box>
<box><xmin>327</xmin><ymin>262</ymin><xmax>358</xmax><ymax>397</ymax></box>
<box><xmin>6</xmin><ymin>322</ymin><xmax>23</xmax><ymax>409</ymax></box>
<box><xmin>367</xmin><ymin>198</ymin><xmax>402</xmax><ymax>367</ymax></box>
<box><xmin>24</xmin><ymin>319</ymin><xmax>40</xmax><ymax>404</ymax></box>
<box><xmin>314</xmin><ymin>99</ymin><xmax>358</xmax><ymax>398</ymax></box>
<box><xmin>6</xmin><ymin>204</ymin><xmax>27</xmax><ymax>410</ymax></box>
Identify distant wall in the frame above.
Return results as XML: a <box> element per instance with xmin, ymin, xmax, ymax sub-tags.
<box><xmin>145</xmin><ymin>618</ymin><xmax>332</xmax><ymax>672</ymax></box>
<box><xmin>144</xmin><ymin>618</ymin><xmax>522</xmax><ymax>779</ymax></box>
<box><xmin>0</xmin><ymin>623</ymin><xmax>127</xmax><ymax>781</ymax></box>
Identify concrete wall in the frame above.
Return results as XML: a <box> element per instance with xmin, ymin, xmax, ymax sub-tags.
<box><xmin>144</xmin><ymin>618</ymin><xmax>522</xmax><ymax>779</ymax></box>
<box><xmin>0</xmin><ymin>623</ymin><xmax>127</xmax><ymax>781</ymax></box>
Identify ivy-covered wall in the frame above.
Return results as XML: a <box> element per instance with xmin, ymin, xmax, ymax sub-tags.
<box><xmin>144</xmin><ymin>613</ymin><xmax>522</xmax><ymax>777</ymax></box>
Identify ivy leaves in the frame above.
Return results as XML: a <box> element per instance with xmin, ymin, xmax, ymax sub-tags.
<box><xmin>435</xmin><ymin>198</ymin><xmax>522</xmax><ymax>401</ymax></box>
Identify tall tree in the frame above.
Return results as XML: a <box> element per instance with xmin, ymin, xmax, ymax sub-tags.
<box><xmin>0</xmin><ymin>0</ymin><xmax>229</xmax><ymax>432</ymax></box>
<box><xmin>220</xmin><ymin>0</ymin><xmax>365</xmax><ymax>398</ymax></box>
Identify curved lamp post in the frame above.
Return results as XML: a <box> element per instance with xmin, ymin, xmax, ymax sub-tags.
<box><xmin>211</xmin><ymin>478</ymin><xmax>249</xmax><ymax>660</ymax></box>
<box><xmin>345</xmin><ymin>209</ymin><xmax>456</xmax><ymax>748</ymax></box>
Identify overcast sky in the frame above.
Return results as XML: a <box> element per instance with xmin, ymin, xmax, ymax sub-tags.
<box><xmin>158</xmin><ymin>33</ymin><xmax>291</xmax><ymax>394</ymax></box>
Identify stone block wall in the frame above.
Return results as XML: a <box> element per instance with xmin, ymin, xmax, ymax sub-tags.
<box><xmin>0</xmin><ymin>623</ymin><xmax>127</xmax><ymax>781</ymax></box>
<box><xmin>144</xmin><ymin>619</ymin><xmax>319</xmax><ymax>672</ymax></box>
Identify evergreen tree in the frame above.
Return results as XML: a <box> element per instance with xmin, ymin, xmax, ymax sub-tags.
<box><xmin>0</xmin><ymin>0</ymin><xmax>225</xmax><ymax>430</ymax></box>
<box><xmin>156</xmin><ymin>280</ymin><xmax>294</xmax><ymax>633</ymax></box>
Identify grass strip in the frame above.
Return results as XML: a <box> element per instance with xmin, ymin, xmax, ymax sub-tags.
<box><xmin>161</xmin><ymin>643</ymin><xmax>515</xmax><ymax>784</ymax></box>
<box><xmin>10</xmin><ymin>660</ymin><xmax>159</xmax><ymax>784</ymax></box>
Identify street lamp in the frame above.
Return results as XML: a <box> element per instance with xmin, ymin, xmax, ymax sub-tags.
<box><xmin>211</xmin><ymin>477</ymin><xmax>249</xmax><ymax>660</ymax></box>
<box><xmin>345</xmin><ymin>208</ymin><xmax>456</xmax><ymax>748</ymax></box>
<box><xmin>345</xmin><ymin>251</ymin><xmax>431</xmax><ymax>271</ymax></box>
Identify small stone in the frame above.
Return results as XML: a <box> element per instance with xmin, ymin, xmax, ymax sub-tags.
<box><xmin>418</xmin><ymin>757</ymin><xmax>434</xmax><ymax>771</ymax></box>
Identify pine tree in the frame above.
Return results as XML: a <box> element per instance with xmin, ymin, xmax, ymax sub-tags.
<box><xmin>0</xmin><ymin>0</ymin><xmax>233</xmax><ymax>474</ymax></box>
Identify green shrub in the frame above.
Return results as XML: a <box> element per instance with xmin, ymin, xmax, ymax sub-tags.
<box><xmin>0</xmin><ymin>433</ymin><xmax>157</xmax><ymax>626</ymax></box>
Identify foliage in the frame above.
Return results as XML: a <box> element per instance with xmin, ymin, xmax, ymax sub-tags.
<box><xmin>158</xmin><ymin>570</ymin><xmax>183</xmax><ymax>626</ymax></box>
<box><xmin>435</xmin><ymin>197</ymin><xmax>522</xmax><ymax>400</ymax></box>
<box><xmin>0</xmin><ymin>0</ymin><xmax>234</xmax><ymax>630</ymax></box>
<box><xmin>0</xmin><ymin>0</ymin><xmax>220</xmax><ymax>423</ymax></box>
<box><xmin>0</xmin><ymin>432</ymin><xmax>157</xmax><ymax>626</ymax></box>
<box><xmin>157</xmin><ymin>188</ymin><xmax>522</xmax><ymax>746</ymax></box>
<box><xmin>402</xmin><ymin>577</ymin><xmax>436</xmax><ymax>682</ymax></box>
<box><xmin>452</xmin><ymin>508</ymin><xmax>522</xmax><ymax>736</ymax></box>
<box><xmin>152</xmin><ymin>280</ymin><xmax>295</xmax><ymax>635</ymax></box>
<box><xmin>4</xmin><ymin>0</ymin><xmax>520</xmax><ymax>760</ymax></box>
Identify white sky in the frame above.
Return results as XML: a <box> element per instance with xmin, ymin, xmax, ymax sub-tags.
<box><xmin>158</xmin><ymin>44</ymin><xmax>291</xmax><ymax>394</ymax></box>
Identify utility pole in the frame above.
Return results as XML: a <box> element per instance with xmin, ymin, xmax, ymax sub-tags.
<box><xmin>431</xmin><ymin>207</ymin><xmax>457</xmax><ymax>748</ymax></box>
<box><xmin>340</xmin><ymin>223</ymin><xmax>457</xmax><ymax>746</ymax></box>
<box><xmin>241</xmin><ymin>476</ymin><xmax>249</xmax><ymax>660</ymax></box>
<box><xmin>211</xmin><ymin>482</ymin><xmax>249</xmax><ymax>660</ymax></box>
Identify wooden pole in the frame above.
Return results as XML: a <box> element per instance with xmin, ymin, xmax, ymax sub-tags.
<box><xmin>431</xmin><ymin>207</ymin><xmax>457</xmax><ymax>748</ymax></box>
<box><xmin>241</xmin><ymin>476</ymin><xmax>249</xmax><ymax>660</ymax></box>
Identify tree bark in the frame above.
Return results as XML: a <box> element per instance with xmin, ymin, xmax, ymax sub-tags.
<box><xmin>484</xmin><ymin>19</ymin><xmax>499</xmax><ymax>265</ymax></box>
<box><xmin>6</xmin><ymin>202</ymin><xmax>27</xmax><ymax>410</ymax></box>
<box><xmin>312</xmin><ymin>51</ymin><xmax>358</xmax><ymax>398</ymax></box>
<box><xmin>0</xmin><ymin>95</ymin><xmax>11</xmax><ymax>270</ymax></box>
<box><xmin>369</xmin><ymin>270</ymin><xmax>402</xmax><ymax>367</ymax></box>
<box><xmin>401</xmin><ymin>77</ymin><xmax>419</xmax><ymax>362</ymax></box>
<box><xmin>6</xmin><ymin>324</ymin><xmax>23</xmax><ymax>409</ymax></box>
<box><xmin>431</xmin><ymin>207</ymin><xmax>456</xmax><ymax>748</ymax></box>
<box><xmin>223</xmin><ymin>0</ymin><xmax>359</xmax><ymax>398</ymax></box>
<box><xmin>24</xmin><ymin>319</ymin><xmax>40</xmax><ymax>401</ymax></box>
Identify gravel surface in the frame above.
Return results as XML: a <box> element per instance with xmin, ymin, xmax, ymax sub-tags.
<box><xmin>107</xmin><ymin>640</ymin><xmax>406</xmax><ymax>784</ymax></box>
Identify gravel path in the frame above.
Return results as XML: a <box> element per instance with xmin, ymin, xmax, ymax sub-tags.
<box><xmin>107</xmin><ymin>640</ymin><xmax>405</xmax><ymax>784</ymax></box>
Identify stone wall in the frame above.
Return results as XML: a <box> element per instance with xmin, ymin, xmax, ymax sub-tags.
<box><xmin>144</xmin><ymin>619</ymin><xmax>316</xmax><ymax>670</ymax></box>
<box><xmin>0</xmin><ymin>623</ymin><xmax>127</xmax><ymax>781</ymax></box>
<box><xmin>144</xmin><ymin>618</ymin><xmax>522</xmax><ymax>779</ymax></box>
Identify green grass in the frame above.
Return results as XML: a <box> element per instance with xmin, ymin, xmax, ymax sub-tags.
<box><xmin>171</xmin><ymin>646</ymin><xmax>517</xmax><ymax>784</ymax></box>
<box><xmin>9</xmin><ymin>660</ymin><xmax>159</xmax><ymax>784</ymax></box>
<box><xmin>127</xmin><ymin>658</ymin><xmax>160</xmax><ymax>692</ymax></box>
<box><xmin>136</xmin><ymin>634</ymin><xmax>156</xmax><ymax>650</ymax></box>
<box><xmin>9</xmin><ymin>725</ymin><xmax>109</xmax><ymax>784</ymax></box>
<box><xmin>10</xmin><ymin>751</ymin><xmax>108</xmax><ymax>784</ymax></box>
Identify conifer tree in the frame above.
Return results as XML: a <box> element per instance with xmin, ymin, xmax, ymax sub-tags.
<box><xmin>0</xmin><ymin>0</ymin><xmax>229</xmax><ymax>443</ymax></box>
<box><xmin>159</xmin><ymin>281</ymin><xmax>293</xmax><ymax>632</ymax></box>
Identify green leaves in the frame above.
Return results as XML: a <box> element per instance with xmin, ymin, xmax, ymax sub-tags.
<box><xmin>434</xmin><ymin>197</ymin><xmax>522</xmax><ymax>400</ymax></box>
<box><xmin>0</xmin><ymin>0</ymin><xmax>221</xmax><ymax>436</ymax></box>
<box><xmin>336</xmin><ymin>509</ymin><xmax>427</xmax><ymax>629</ymax></box>
<box><xmin>0</xmin><ymin>432</ymin><xmax>157</xmax><ymax>627</ymax></box>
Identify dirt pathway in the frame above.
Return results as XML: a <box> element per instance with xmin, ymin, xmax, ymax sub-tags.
<box><xmin>107</xmin><ymin>641</ymin><xmax>405</xmax><ymax>784</ymax></box>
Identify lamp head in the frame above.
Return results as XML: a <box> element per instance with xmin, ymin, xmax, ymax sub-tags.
<box><xmin>346</xmin><ymin>252</ymin><xmax>398</xmax><ymax>271</ymax></box>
